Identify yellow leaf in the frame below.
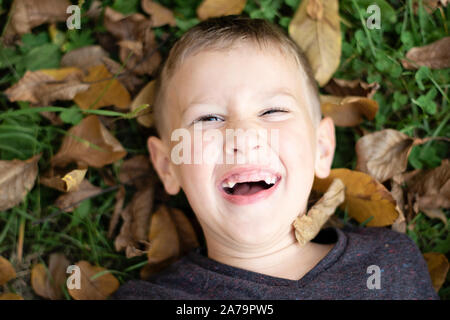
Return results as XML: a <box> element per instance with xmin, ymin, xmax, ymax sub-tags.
<box><xmin>197</xmin><ymin>0</ymin><xmax>247</xmax><ymax>20</ymax></box>
<box><xmin>313</xmin><ymin>169</ymin><xmax>399</xmax><ymax>227</ymax></box>
<box><xmin>0</xmin><ymin>293</ymin><xmax>24</xmax><ymax>300</ymax></box>
<box><xmin>320</xmin><ymin>95</ymin><xmax>378</xmax><ymax>127</ymax></box>
<box><xmin>130</xmin><ymin>80</ymin><xmax>155</xmax><ymax>128</ymax></box>
<box><xmin>0</xmin><ymin>256</ymin><xmax>16</xmax><ymax>285</ymax></box>
<box><xmin>289</xmin><ymin>0</ymin><xmax>341</xmax><ymax>86</ymax></box>
<box><xmin>423</xmin><ymin>252</ymin><xmax>449</xmax><ymax>292</ymax></box>
<box><xmin>62</xmin><ymin>169</ymin><xmax>87</xmax><ymax>192</ymax></box>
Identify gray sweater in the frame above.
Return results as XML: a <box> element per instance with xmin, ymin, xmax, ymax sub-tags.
<box><xmin>112</xmin><ymin>225</ymin><xmax>439</xmax><ymax>300</ymax></box>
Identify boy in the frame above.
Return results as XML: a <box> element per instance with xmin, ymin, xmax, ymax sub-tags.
<box><xmin>113</xmin><ymin>16</ymin><xmax>438</xmax><ymax>300</ymax></box>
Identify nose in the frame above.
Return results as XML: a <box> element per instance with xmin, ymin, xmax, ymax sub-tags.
<box><xmin>224</xmin><ymin>119</ymin><xmax>266</xmax><ymax>163</ymax></box>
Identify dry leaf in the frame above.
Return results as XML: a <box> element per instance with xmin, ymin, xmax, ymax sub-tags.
<box><xmin>147</xmin><ymin>205</ymin><xmax>180</xmax><ymax>265</ymax></box>
<box><xmin>402</xmin><ymin>37</ymin><xmax>450</xmax><ymax>69</ymax></box>
<box><xmin>62</xmin><ymin>169</ymin><xmax>87</xmax><ymax>192</ymax></box>
<box><xmin>197</xmin><ymin>0</ymin><xmax>247</xmax><ymax>20</ymax></box>
<box><xmin>51</xmin><ymin>115</ymin><xmax>127</xmax><ymax>169</ymax></box>
<box><xmin>421</xmin><ymin>208</ymin><xmax>448</xmax><ymax>226</ymax></box>
<box><xmin>5</xmin><ymin>68</ymin><xmax>89</xmax><ymax>106</ymax></box>
<box><xmin>320</xmin><ymin>95</ymin><xmax>378</xmax><ymax>127</ymax></box>
<box><xmin>118</xmin><ymin>155</ymin><xmax>153</xmax><ymax>189</ymax></box>
<box><xmin>313</xmin><ymin>169</ymin><xmax>399</xmax><ymax>227</ymax></box>
<box><xmin>0</xmin><ymin>153</ymin><xmax>41</xmax><ymax>211</ymax></box>
<box><xmin>412</xmin><ymin>0</ymin><xmax>448</xmax><ymax>14</ymax></box>
<box><xmin>355</xmin><ymin>129</ymin><xmax>429</xmax><ymax>183</ymax></box>
<box><xmin>74</xmin><ymin>64</ymin><xmax>131</xmax><ymax>110</ymax></box>
<box><xmin>141</xmin><ymin>0</ymin><xmax>176</xmax><ymax>27</ymax></box>
<box><xmin>108</xmin><ymin>185</ymin><xmax>126</xmax><ymax>239</ymax></box>
<box><xmin>31</xmin><ymin>253</ymin><xmax>70</xmax><ymax>300</ymax></box>
<box><xmin>294</xmin><ymin>178</ymin><xmax>345</xmax><ymax>246</ymax></box>
<box><xmin>3</xmin><ymin>0</ymin><xmax>71</xmax><ymax>43</ymax></box>
<box><xmin>423</xmin><ymin>252</ymin><xmax>449</xmax><ymax>292</ymax></box>
<box><xmin>289</xmin><ymin>0</ymin><xmax>341</xmax><ymax>86</ymax></box>
<box><xmin>130</xmin><ymin>80</ymin><xmax>155</xmax><ymax>128</ymax></box>
<box><xmin>54</xmin><ymin>179</ymin><xmax>102</xmax><ymax>212</ymax></box>
<box><xmin>168</xmin><ymin>207</ymin><xmax>200</xmax><ymax>254</ymax></box>
<box><xmin>101</xmin><ymin>57</ymin><xmax>144</xmax><ymax>92</ymax></box>
<box><xmin>0</xmin><ymin>256</ymin><xmax>16</xmax><ymax>285</ymax></box>
<box><xmin>114</xmin><ymin>184</ymin><xmax>154</xmax><ymax>257</ymax></box>
<box><xmin>68</xmin><ymin>261</ymin><xmax>119</xmax><ymax>300</ymax></box>
<box><xmin>61</xmin><ymin>46</ymin><xmax>109</xmax><ymax>72</ymax></box>
<box><xmin>0</xmin><ymin>293</ymin><xmax>24</xmax><ymax>300</ymax></box>
<box><xmin>324</xmin><ymin>78</ymin><xmax>379</xmax><ymax>99</ymax></box>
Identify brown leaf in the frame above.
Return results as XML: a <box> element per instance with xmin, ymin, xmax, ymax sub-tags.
<box><xmin>0</xmin><ymin>153</ymin><xmax>41</xmax><ymax>211</ymax></box>
<box><xmin>4</xmin><ymin>68</ymin><xmax>89</xmax><ymax>106</ymax></box>
<box><xmin>130</xmin><ymin>80</ymin><xmax>155</xmax><ymax>128</ymax></box>
<box><xmin>101</xmin><ymin>57</ymin><xmax>144</xmax><ymax>92</ymax></box>
<box><xmin>405</xmin><ymin>159</ymin><xmax>450</xmax><ymax>210</ymax></box>
<box><xmin>289</xmin><ymin>0</ymin><xmax>341</xmax><ymax>86</ymax></box>
<box><xmin>423</xmin><ymin>252</ymin><xmax>449</xmax><ymax>292</ymax></box>
<box><xmin>51</xmin><ymin>115</ymin><xmax>127</xmax><ymax>169</ymax></box>
<box><xmin>108</xmin><ymin>185</ymin><xmax>126</xmax><ymax>239</ymax></box>
<box><xmin>197</xmin><ymin>0</ymin><xmax>247</xmax><ymax>20</ymax></box>
<box><xmin>73</xmin><ymin>65</ymin><xmax>131</xmax><ymax>110</ymax></box>
<box><xmin>61</xmin><ymin>46</ymin><xmax>109</xmax><ymax>73</ymax></box>
<box><xmin>0</xmin><ymin>293</ymin><xmax>24</xmax><ymax>300</ymax></box>
<box><xmin>141</xmin><ymin>0</ymin><xmax>176</xmax><ymax>27</ymax></box>
<box><xmin>114</xmin><ymin>184</ymin><xmax>154</xmax><ymax>257</ymax></box>
<box><xmin>324</xmin><ymin>78</ymin><xmax>379</xmax><ymax>99</ymax></box>
<box><xmin>0</xmin><ymin>256</ymin><xmax>16</xmax><ymax>285</ymax></box>
<box><xmin>118</xmin><ymin>155</ymin><xmax>153</xmax><ymax>189</ymax></box>
<box><xmin>3</xmin><ymin>0</ymin><xmax>71</xmax><ymax>43</ymax></box>
<box><xmin>355</xmin><ymin>129</ymin><xmax>428</xmax><ymax>183</ymax></box>
<box><xmin>168</xmin><ymin>207</ymin><xmax>200</xmax><ymax>254</ymax></box>
<box><xmin>421</xmin><ymin>208</ymin><xmax>448</xmax><ymax>226</ymax></box>
<box><xmin>412</xmin><ymin>0</ymin><xmax>448</xmax><ymax>14</ymax></box>
<box><xmin>31</xmin><ymin>253</ymin><xmax>70</xmax><ymax>300</ymax></box>
<box><xmin>320</xmin><ymin>95</ymin><xmax>378</xmax><ymax>127</ymax></box>
<box><xmin>402</xmin><ymin>37</ymin><xmax>450</xmax><ymax>69</ymax></box>
<box><xmin>54</xmin><ymin>179</ymin><xmax>102</xmax><ymax>212</ymax></box>
<box><xmin>294</xmin><ymin>178</ymin><xmax>345</xmax><ymax>246</ymax></box>
<box><xmin>313</xmin><ymin>169</ymin><xmax>399</xmax><ymax>227</ymax></box>
<box><xmin>68</xmin><ymin>261</ymin><xmax>119</xmax><ymax>300</ymax></box>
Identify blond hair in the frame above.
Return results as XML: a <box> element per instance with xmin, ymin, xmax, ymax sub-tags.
<box><xmin>152</xmin><ymin>15</ymin><xmax>321</xmax><ymax>138</ymax></box>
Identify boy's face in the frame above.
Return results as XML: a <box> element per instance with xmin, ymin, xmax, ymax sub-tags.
<box><xmin>148</xmin><ymin>43</ymin><xmax>335</xmax><ymax>249</ymax></box>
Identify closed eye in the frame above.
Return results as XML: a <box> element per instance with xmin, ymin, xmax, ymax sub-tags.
<box><xmin>260</xmin><ymin>107</ymin><xmax>289</xmax><ymax>116</ymax></box>
<box><xmin>192</xmin><ymin>114</ymin><xmax>224</xmax><ymax>124</ymax></box>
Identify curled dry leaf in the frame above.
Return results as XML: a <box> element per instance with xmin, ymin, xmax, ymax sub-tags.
<box><xmin>402</xmin><ymin>37</ymin><xmax>450</xmax><ymax>69</ymax></box>
<box><xmin>118</xmin><ymin>155</ymin><xmax>153</xmax><ymax>189</ymax></box>
<box><xmin>68</xmin><ymin>261</ymin><xmax>119</xmax><ymax>300</ymax></box>
<box><xmin>141</xmin><ymin>0</ymin><xmax>176</xmax><ymax>27</ymax></box>
<box><xmin>114</xmin><ymin>184</ymin><xmax>155</xmax><ymax>257</ymax></box>
<box><xmin>197</xmin><ymin>0</ymin><xmax>247</xmax><ymax>20</ymax></box>
<box><xmin>289</xmin><ymin>0</ymin><xmax>341</xmax><ymax>86</ymax></box>
<box><xmin>51</xmin><ymin>115</ymin><xmax>127</xmax><ymax>169</ymax></box>
<box><xmin>0</xmin><ymin>293</ymin><xmax>24</xmax><ymax>300</ymax></box>
<box><xmin>108</xmin><ymin>185</ymin><xmax>126</xmax><ymax>239</ymax></box>
<box><xmin>355</xmin><ymin>129</ymin><xmax>429</xmax><ymax>183</ymax></box>
<box><xmin>320</xmin><ymin>95</ymin><xmax>378</xmax><ymax>127</ymax></box>
<box><xmin>0</xmin><ymin>256</ymin><xmax>16</xmax><ymax>285</ymax></box>
<box><xmin>54</xmin><ymin>179</ymin><xmax>102</xmax><ymax>212</ymax></box>
<box><xmin>130</xmin><ymin>80</ymin><xmax>155</xmax><ymax>128</ymax></box>
<box><xmin>4</xmin><ymin>68</ymin><xmax>89</xmax><ymax>106</ymax></box>
<box><xmin>294</xmin><ymin>178</ymin><xmax>345</xmax><ymax>246</ymax></box>
<box><xmin>390</xmin><ymin>175</ymin><xmax>407</xmax><ymax>233</ymax></box>
<box><xmin>313</xmin><ymin>169</ymin><xmax>399</xmax><ymax>227</ymax></box>
<box><xmin>3</xmin><ymin>0</ymin><xmax>71</xmax><ymax>43</ymax></box>
<box><xmin>60</xmin><ymin>46</ymin><xmax>109</xmax><ymax>73</ymax></box>
<box><xmin>31</xmin><ymin>253</ymin><xmax>70</xmax><ymax>300</ymax></box>
<box><xmin>61</xmin><ymin>169</ymin><xmax>87</xmax><ymax>192</ymax></box>
<box><xmin>405</xmin><ymin>159</ymin><xmax>450</xmax><ymax>210</ymax></box>
<box><xmin>74</xmin><ymin>64</ymin><xmax>131</xmax><ymax>110</ymax></box>
<box><xmin>169</xmin><ymin>207</ymin><xmax>200</xmax><ymax>254</ymax></box>
<box><xmin>324</xmin><ymin>78</ymin><xmax>379</xmax><ymax>99</ymax></box>
<box><xmin>423</xmin><ymin>252</ymin><xmax>449</xmax><ymax>292</ymax></box>
<box><xmin>0</xmin><ymin>153</ymin><xmax>41</xmax><ymax>211</ymax></box>
<box><xmin>40</xmin><ymin>167</ymin><xmax>86</xmax><ymax>192</ymax></box>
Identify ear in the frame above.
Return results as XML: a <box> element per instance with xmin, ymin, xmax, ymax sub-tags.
<box><xmin>147</xmin><ymin>136</ymin><xmax>180</xmax><ymax>195</ymax></box>
<box><xmin>314</xmin><ymin>117</ymin><xmax>336</xmax><ymax>179</ymax></box>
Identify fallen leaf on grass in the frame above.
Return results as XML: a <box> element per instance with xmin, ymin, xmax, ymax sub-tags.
<box><xmin>402</xmin><ymin>37</ymin><xmax>450</xmax><ymax>69</ymax></box>
<box><xmin>54</xmin><ymin>179</ymin><xmax>102</xmax><ymax>212</ymax></box>
<box><xmin>31</xmin><ymin>253</ymin><xmax>70</xmax><ymax>300</ymax></box>
<box><xmin>118</xmin><ymin>155</ymin><xmax>153</xmax><ymax>190</ymax></box>
<box><xmin>74</xmin><ymin>64</ymin><xmax>131</xmax><ymax>110</ymax></box>
<box><xmin>3</xmin><ymin>0</ymin><xmax>71</xmax><ymax>43</ymax></box>
<box><xmin>289</xmin><ymin>0</ymin><xmax>341</xmax><ymax>86</ymax></box>
<box><xmin>0</xmin><ymin>256</ymin><xmax>16</xmax><ymax>285</ymax></box>
<box><xmin>196</xmin><ymin>0</ymin><xmax>247</xmax><ymax>20</ymax></box>
<box><xmin>423</xmin><ymin>252</ymin><xmax>449</xmax><ymax>292</ymax></box>
<box><xmin>51</xmin><ymin>115</ymin><xmax>127</xmax><ymax>169</ymax></box>
<box><xmin>0</xmin><ymin>293</ymin><xmax>24</xmax><ymax>300</ymax></box>
<box><xmin>313</xmin><ymin>169</ymin><xmax>399</xmax><ymax>227</ymax></box>
<box><xmin>0</xmin><ymin>153</ymin><xmax>41</xmax><ymax>211</ymax></box>
<box><xmin>4</xmin><ymin>68</ymin><xmax>89</xmax><ymax>106</ymax></box>
<box><xmin>60</xmin><ymin>46</ymin><xmax>109</xmax><ymax>72</ymax></box>
<box><xmin>324</xmin><ymin>78</ymin><xmax>379</xmax><ymax>99</ymax></box>
<box><xmin>130</xmin><ymin>80</ymin><xmax>155</xmax><ymax>128</ymax></box>
<box><xmin>141</xmin><ymin>0</ymin><xmax>176</xmax><ymax>27</ymax></box>
<box><xmin>68</xmin><ymin>261</ymin><xmax>119</xmax><ymax>300</ymax></box>
<box><xmin>320</xmin><ymin>95</ymin><xmax>378</xmax><ymax>127</ymax></box>
<box><xmin>108</xmin><ymin>185</ymin><xmax>126</xmax><ymax>239</ymax></box>
<box><xmin>294</xmin><ymin>178</ymin><xmax>345</xmax><ymax>246</ymax></box>
<box><xmin>421</xmin><ymin>208</ymin><xmax>448</xmax><ymax>226</ymax></box>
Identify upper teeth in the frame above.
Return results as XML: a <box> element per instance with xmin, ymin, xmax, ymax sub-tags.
<box><xmin>223</xmin><ymin>181</ymin><xmax>236</xmax><ymax>189</ymax></box>
<box><xmin>265</xmin><ymin>177</ymin><xmax>276</xmax><ymax>185</ymax></box>
<box><xmin>221</xmin><ymin>176</ymin><xmax>277</xmax><ymax>189</ymax></box>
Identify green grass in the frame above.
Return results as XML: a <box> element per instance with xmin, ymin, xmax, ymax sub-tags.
<box><xmin>0</xmin><ymin>0</ymin><xmax>449</xmax><ymax>299</ymax></box>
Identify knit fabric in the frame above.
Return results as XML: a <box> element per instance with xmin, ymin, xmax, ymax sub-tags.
<box><xmin>112</xmin><ymin>225</ymin><xmax>439</xmax><ymax>300</ymax></box>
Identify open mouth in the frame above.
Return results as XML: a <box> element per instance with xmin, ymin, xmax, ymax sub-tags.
<box><xmin>222</xmin><ymin>179</ymin><xmax>277</xmax><ymax>196</ymax></box>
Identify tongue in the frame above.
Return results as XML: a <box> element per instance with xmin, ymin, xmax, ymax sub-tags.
<box><xmin>233</xmin><ymin>182</ymin><xmax>265</xmax><ymax>196</ymax></box>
